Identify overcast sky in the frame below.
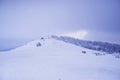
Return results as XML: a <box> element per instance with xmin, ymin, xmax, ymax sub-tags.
<box><xmin>0</xmin><ymin>0</ymin><xmax>120</xmax><ymax>50</ymax></box>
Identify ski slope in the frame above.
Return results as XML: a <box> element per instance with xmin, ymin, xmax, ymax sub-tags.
<box><xmin>0</xmin><ymin>37</ymin><xmax>120</xmax><ymax>80</ymax></box>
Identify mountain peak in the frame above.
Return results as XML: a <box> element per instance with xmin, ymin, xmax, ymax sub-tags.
<box><xmin>0</xmin><ymin>35</ymin><xmax>120</xmax><ymax>80</ymax></box>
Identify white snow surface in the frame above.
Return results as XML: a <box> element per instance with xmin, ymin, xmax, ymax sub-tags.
<box><xmin>0</xmin><ymin>37</ymin><xmax>120</xmax><ymax>80</ymax></box>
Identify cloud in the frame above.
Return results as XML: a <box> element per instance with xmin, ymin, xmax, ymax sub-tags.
<box><xmin>63</xmin><ymin>30</ymin><xmax>88</xmax><ymax>39</ymax></box>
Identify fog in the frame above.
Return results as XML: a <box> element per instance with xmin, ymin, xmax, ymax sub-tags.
<box><xmin>0</xmin><ymin>0</ymin><xmax>120</xmax><ymax>50</ymax></box>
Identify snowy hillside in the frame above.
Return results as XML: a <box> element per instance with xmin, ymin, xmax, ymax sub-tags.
<box><xmin>0</xmin><ymin>36</ymin><xmax>120</xmax><ymax>80</ymax></box>
<box><xmin>52</xmin><ymin>35</ymin><xmax>120</xmax><ymax>58</ymax></box>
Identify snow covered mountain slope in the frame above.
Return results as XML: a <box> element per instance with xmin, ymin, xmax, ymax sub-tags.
<box><xmin>0</xmin><ymin>36</ymin><xmax>120</xmax><ymax>80</ymax></box>
<box><xmin>52</xmin><ymin>35</ymin><xmax>120</xmax><ymax>58</ymax></box>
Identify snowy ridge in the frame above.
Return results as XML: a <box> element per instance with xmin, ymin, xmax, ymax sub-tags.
<box><xmin>0</xmin><ymin>35</ymin><xmax>120</xmax><ymax>80</ymax></box>
<box><xmin>51</xmin><ymin>35</ymin><xmax>120</xmax><ymax>58</ymax></box>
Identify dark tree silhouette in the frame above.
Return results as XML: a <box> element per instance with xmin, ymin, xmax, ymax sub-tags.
<box><xmin>36</xmin><ymin>42</ymin><xmax>41</xmax><ymax>47</ymax></box>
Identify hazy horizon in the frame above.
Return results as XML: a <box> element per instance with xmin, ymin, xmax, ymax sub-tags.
<box><xmin>0</xmin><ymin>0</ymin><xmax>120</xmax><ymax>50</ymax></box>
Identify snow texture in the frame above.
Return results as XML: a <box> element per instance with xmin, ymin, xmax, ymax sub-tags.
<box><xmin>0</xmin><ymin>36</ymin><xmax>120</xmax><ymax>80</ymax></box>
